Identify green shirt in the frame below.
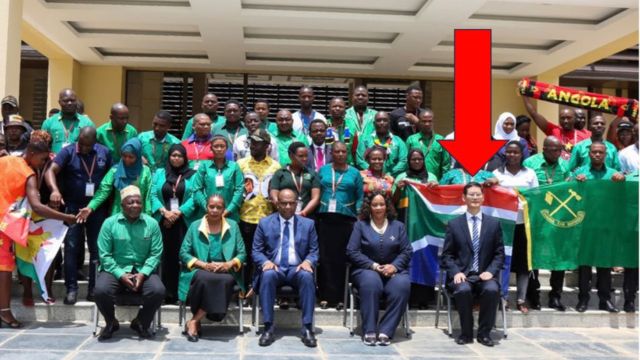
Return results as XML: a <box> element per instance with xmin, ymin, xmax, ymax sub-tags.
<box><xmin>523</xmin><ymin>153</ymin><xmax>571</xmax><ymax>185</ymax></box>
<box><xmin>192</xmin><ymin>160</ymin><xmax>245</xmax><ymax>221</ymax></box>
<box><xmin>571</xmin><ymin>165</ymin><xmax>618</xmax><ymax>180</ymax></box>
<box><xmin>260</xmin><ymin>120</ymin><xmax>278</xmax><ymax>133</ymax></box>
<box><xmin>213</xmin><ymin>123</ymin><xmax>248</xmax><ymax>148</ymax></box>
<box><xmin>270</xmin><ymin>166</ymin><xmax>320</xmax><ymax>209</ymax></box>
<box><xmin>317</xmin><ymin>165</ymin><xmax>364</xmax><ymax>218</ymax></box>
<box><xmin>568</xmin><ymin>138</ymin><xmax>619</xmax><ymax>171</ymax></box>
<box><xmin>208</xmin><ymin>233</ymin><xmax>223</xmax><ymax>262</ymax></box>
<box><xmin>96</xmin><ymin>122</ymin><xmax>139</xmax><ymax>163</ymax></box>
<box><xmin>149</xmin><ymin>168</ymin><xmax>199</xmax><ymax>226</ymax></box>
<box><xmin>41</xmin><ymin>113</ymin><xmax>96</xmax><ymax>153</ymax></box>
<box><xmin>439</xmin><ymin>168</ymin><xmax>496</xmax><ymax>185</ymax></box>
<box><xmin>270</xmin><ymin>129</ymin><xmax>309</xmax><ymax>166</ymax></box>
<box><xmin>326</xmin><ymin>119</ymin><xmax>356</xmax><ymax>166</ymax></box>
<box><xmin>137</xmin><ymin>131</ymin><xmax>181</xmax><ymax>173</ymax></box>
<box><xmin>88</xmin><ymin>165</ymin><xmax>153</xmax><ymax>215</ymax></box>
<box><xmin>344</xmin><ymin>106</ymin><xmax>377</xmax><ymax>138</ymax></box>
<box><xmin>405</xmin><ymin>132</ymin><xmax>450</xmax><ymax>179</ymax></box>
<box><xmin>182</xmin><ymin>114</ymin><xmax>226</xmax><ymax>140</ymax></box>
<box><xmin>97</xmin><ymin>213</ymin><xmax>163</xmax><ymax>279</ymax></box>
<box><xmin>356</xmin><ymin>132</ymin><xmax>408</xmax><ymax>177</ymax></box>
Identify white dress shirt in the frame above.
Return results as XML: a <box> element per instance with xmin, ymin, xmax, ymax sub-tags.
<box><xmin>275</xmin><ymin>215</ymin><xmax>299</xmax><ymax>266</ymax></box>
<box><xmin>465</xmin><ymin>211</ymin><xmax>483</xmax><ymax>243</ymax></box>
<box><xmin>619</xmin><ymin>143</ymin><xmax>639</xmax><ymax>174</ymax></box>
<box><xmin>493</xmin><ymin>167</ymin><xmax>539</xmax><ymax>224</ymax></box>
<box><xmin>292</xmin><ymin>110</ymin><xmax>327</xmax><ymax>134</ymax></box>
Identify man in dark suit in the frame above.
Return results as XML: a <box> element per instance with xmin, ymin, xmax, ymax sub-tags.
<box><xmin>306</xmin><ymin>119</ymin><xmax>333</xmax><ymax>172</ymax></box>
<box><xmin>441</xmin><ymin>182</ymin><xmax>505</xmax><ymax>347</ymax></box>
<box><xmin>252</xmin><ymin>188</ymin><xmax>319</xmax><ymax>347</ymax></box>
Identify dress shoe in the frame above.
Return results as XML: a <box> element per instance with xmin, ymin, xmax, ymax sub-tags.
<box><xmin>548</xmin><ymin>297</ymin><xmax>566</xmax><ymax>311</ymax></box>
<box><xmin>301</xmin><ymin>328</ymin><xmax>317</xmax><ymax>348</ymax></box>
<box><xmin>477</xmin><ymin>335</ymin><xmax>495</xmax><ymax>347</ymax></box>
<box><xmin>455</xmin><ymin>335</ymin><xmax>473</xmax><ymax>345</ymax></box>
<box><xmin>529</xmin><ymin>301</ymin><xmax>541</xmax><ymax>311</ymax></box>
<box><xmin>86</xmin><ymin>290</ymin><xmax>95</xmax><ymax>302</ymax></box>
<box><xmin>63</xmin><ymin>291</ymin><xmax>77</xmax><ymax>305</ymax></box>
<box><xmin>599</xmin><ymin>300</ymin><xmax>619</xmax><ymax>313</ymax></box>
<box><xmin>377</xmin><ymin>333</ymin><xmax>391</xmax><ymax>346</ymax></box>
<box><xmin>130</xmin><ymin>318</ymin><xmax>154</xmax><ymax>339</ymax></box>
<box><xmin>98</xmin><ymin>320</ymin><xmax>120</xmax><ymax>341</ymax></box>
<box><xmin>363</xmin><ymin>333</ymin><xmax>377</xmax><ymax>346</ymax></box>
<box><xmin>623</xmin><ymin>301</ymin><xmax>635</xmax><ymax>313</ymax></box>
<box><xmin>576</xmin><ymin>300</ymin><xmax>588</xmax><ymax>312</ymax></box>
<box><xmin>259</xmin><ymin>331</ymin><xmax>275</xmax><ymax>347</ymax></box>
<box><xmin>516</xmin><ymin>302</ymin><xmax>529</xmax><ymax>314</ymax></box>
<box><xmin>319</xmin><ymin>301</ymin><xmax>328</xmax><ymax>310</ymax></box>
<box><xmin>182</xmin><ymin>320</ymin><xmax>199</xmax><ymax>342</ymax></box>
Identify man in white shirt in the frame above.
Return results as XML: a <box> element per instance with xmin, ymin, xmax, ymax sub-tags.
<box><xmin>292</xmin><ymin>86</ymin><xmax>327</xmax><ymax>135</ymax></box>
<box><xmin>618</xmin><ymin>123</ymin><xmax>638</xmax><ymax>174</ymax></box>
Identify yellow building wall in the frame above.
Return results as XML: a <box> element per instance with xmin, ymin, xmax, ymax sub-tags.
<box><xmin>492</xmin><ymin>78</ymin><xmax>526</xmax><ymax>127</ymax></box>
<box><xmin>77</xmin><ymin>65</ymin><xmax>124</xmax><ymax>125</ymax></box>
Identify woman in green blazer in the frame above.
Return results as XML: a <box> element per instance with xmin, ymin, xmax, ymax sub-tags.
<box><xmin>179</xmin><ymin>194</ymin><xmax>247</xmax><ymax>342</ymax></box>
<box><xmin>151</xmin><ymin>143</ymin><xmax>198</xmax><ymax>304</ymax></box>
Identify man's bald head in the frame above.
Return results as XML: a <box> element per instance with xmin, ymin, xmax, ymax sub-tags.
<box><xmin>109</xmin><ymin>103</ymin><xmax>130</xmax><ymax>132</ymax></box>
<box><xmin>58</xmin><ymin>89</ymin><xmax>78</xmax><ymax>115</ymax></box>
<box><xmin>542</xmin><ymin>135</ymin><xmax>563</xmax><ymax>164</ymax></box>
<box><xmin>78</xmin><ymin>127</ymin><xmax>97</xmax><ymax>154</ymax></box>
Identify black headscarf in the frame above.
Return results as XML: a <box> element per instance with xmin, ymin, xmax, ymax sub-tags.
<box><xmin>165</xmin><ymin>143</ymin><xmax>196</xmax><ymax>185</ymax></box>
<box><xmin>406</xmin><ymin>148</ymin><xmax>429</xmax><ymax>183</ymax></box>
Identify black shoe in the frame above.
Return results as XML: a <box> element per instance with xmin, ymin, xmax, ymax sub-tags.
<box><xmin>182</xmin><ymin>320</ymin><xmax>199</xmax><ymax>342</ymax></box>
<box><xmin>279</xmin><ymin>298</ymin><xmax>290</xmax><ymax>310</ymax></box>
<box><xmin>599</xmin><ymin>300</ymin><xmax>619</xmax><ymax>313</ymax></box>
<box><xmin>301</xmin><ymin>329</ymin><xmax>317</xmax><ymax>348</ymax></box>
<box><xmin>363</xmin><ymin>333</ymin><xmax>377</xmax><ymax>346</ymax></box>
<box><xmin>576</xmin><ymin>300</ymin><xmax>588</xmax><ymax>312</ymax></box>
<box><xmin>86</xmin><ymin>290</ymin><xmax>95</xmax><ymax>302</ymax></box>
<box><xmin>97</xmin><ymin>320</ymin><xmax>119</xmax><ymax>341</ymax></box>
<box><xmin>623</xmin><ymin>301</ymin><xmax>635</xmax><ymax>313</ymax></box>
<box><xmin>529</xmin><ymin>301</ymin><xmax>541</xmax><ymax>311</ymax></box>
<box><xmin>259</xmin><ymin>331</ymin><xmax>275</xmax><ymax>347</ymax></box>
<box><xmin>130</xmin><ymin>318</ymin><xmax>154</xmax><ymax>339</ymax></box>
<box><xmin>63</xmin><ymin>291</ymin><xmax>77</xmax><ymax>305</ymax></box>
<box><xmin>477</xmin><ymin>335</ymin><xmax>495</xmax><ymax>347</ymax></box>
<box><xmin>455</xmin><ymin>335</ymin><xmax>473</xmax><ymax>345</ymax></box>
<box><xmin>548</xmin><ymin>297</ymin><xmax>566</xmax><ymax>311</ymax></box>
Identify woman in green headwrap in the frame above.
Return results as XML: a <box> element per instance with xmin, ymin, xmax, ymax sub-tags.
<box><xmin>78</xmin><ymin>138</ymin><xmax>152</xmax><ymax>221</ymax></box>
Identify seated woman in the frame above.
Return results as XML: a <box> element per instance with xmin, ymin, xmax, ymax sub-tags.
<box><xmin>178</xmin><ymin>194</ymin><xmax>246</xmax><ymax>342</ymax></box>
<box><xmin>360</xmin><ymin>146</ymin><xmax>395</xmax><ymax>197</ymax></box>
<box><xmin>346</xmin><ymin>190</ymin><xmax>412</xmax><ymax>346</ymax></box>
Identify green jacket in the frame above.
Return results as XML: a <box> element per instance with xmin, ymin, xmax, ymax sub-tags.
<box><xmin>96</xmin><ymin>122</ymin><xmax>139</xmax><ymax>163</ymax></box>
<box><xmin>88</xmin><ymin>165</ymin><xmax>153</xmax><ymax>215</ymax></box>
<box><xmin>178</xmin><ymin>217</ymin><xmax>247</xmax><ymax>301</ymax></box>
<box><xmin>150</xmin><ymin>168</ymin><xmax>200</xmax><ymax>226</ymax></box>
<box><xmin>97</xmin><ymin>213</ymin><xmax>163</xmax><ymax>279</ymax></box>
<box><xmin>192</xmin><ymin>160</ymin><xmax>245</xmax><ymax>221</ymax></box>
<box><xmin>356</xmin><ymin>132</ymin><xmax>408</xmax><ymax>177</ymax></box>
<box><xmin>182</xmin><ymin>115</ymin><xmax>226</xmax><ymax>140</ymax></box>
<box><xmin>344</xmin><ymin>106</ymin><xmax>377</xmax><ymax>138</ymax></box>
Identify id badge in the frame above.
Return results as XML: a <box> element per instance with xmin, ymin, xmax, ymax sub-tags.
<box><xmin>193</xmin><ymin>161</ymin><xmax>200</xmax><ymax>171</ymax></box>
<box><xmin>215</xmin><ymin>174</ymin><xmax>225</xmax><ymax>187</ymax></box>
<box><xmin>328</xmin><ymin>198</ymin><xmax>337</xmax><ymax>213</ymax></box>
<box><xmin>62</xmin><ymin>142</ymin><xmax>70</xmax><ymax>149</ymax></box>
<box><xmin>85</xmin><ymin>182</ymin><xmax>95</xmax><ymax>197</ymax></box>
<box><xmin>169</xmin><ymin>197</ymin><xmax>180</xmax><ymax>211</ymax></box>
<box><xmin>296</xmin><ymin>199</ymin><xmax>303</xmax><ymax>214</ymax></box>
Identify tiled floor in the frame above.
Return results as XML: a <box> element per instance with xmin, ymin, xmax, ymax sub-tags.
<box><xmin>0</xmin><ymin>322</ymin><xmax>637</xmax><ymax>359</ymax></box>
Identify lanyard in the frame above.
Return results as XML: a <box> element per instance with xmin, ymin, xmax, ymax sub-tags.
<box><xmin>544</xmin><ymin>163</ymin><xmax>557</xmax><ymax>184</ymax></box>
<box><xmin>61</xmin><ymin>119</ymin><xmax>75</xmax><ymax>142</ymax></box>
<box><xmin>172</xmin><ymin>174</ymin><xmax>183</xmax><ymax>197</ymax></box>
<box><xmin>331</xmin><ymin>166</ymin><xmax>346</xmax><ymax>195</ymax></box>
<box><xmin>421</xmin><ymin>134</ymin><xmax>435</xmax><ymax>154</ymax></box>
<box><xmin>152</xmin><ymin>139</ymin><xmax>168</xmax><ymax>165</ymax></box>
<box><xmin>79</xmin><ymin>151</ymin><xmax>97</xmax><ymax>181</ymax></box>
<box><xmin>288</xmin><ymin>166</ymin><xmax>304</xmax><ymax>196</ymax></box>
<box><xmin>194</xmin><ymin>141</ymin><xmax>207</xmax><ymax>160</ymax></box>
<box><xmin>226</xmin><ymin>127</ymin><xmax>241</xmax><ymax>145</ymax></box>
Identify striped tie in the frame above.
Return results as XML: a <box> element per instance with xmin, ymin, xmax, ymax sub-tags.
<box><xmin>472</xmin><ymin>216</ymin><xmax>480</xmax><ymax>272</ymax></box>
<box><xmin>280</xmin><ymin>220</ymin><xmax>290</xmax><ymax>266</ymax></box>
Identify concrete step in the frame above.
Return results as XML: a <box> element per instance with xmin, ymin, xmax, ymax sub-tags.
<box><xmin>514</xmin><ymin>270</ymin><xmax>625</xmax><ymax>288</ymax></box>
<box><xmin>8</xmin><ymin>299</ymin><xmax>637</xmax><ymax>329</ymax></box>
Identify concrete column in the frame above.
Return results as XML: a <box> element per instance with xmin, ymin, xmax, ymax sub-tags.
<box><xmin>0</xmin><ymin>0</ymin><xmax>23</xmax><ymax>98</ymax></box>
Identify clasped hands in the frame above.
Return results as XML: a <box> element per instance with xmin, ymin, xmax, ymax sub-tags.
<box><xmin>375</xmin><ymin>264</ymin><xmax>397</xmax><ymax>278</ymax></box>
<box><xmin>203</xmin><ymin>261</ymin><xmax>233</xmax><ymax>273</ymax></box>
<box><xmin>120</xmin><ymin>272</ymin><xmax>146</xmax><ymax>292</ymax></box>
<box><xmin>453</xmin><ymin>271</ymin><xmax>493</xmax><ymax>284</ymax></box>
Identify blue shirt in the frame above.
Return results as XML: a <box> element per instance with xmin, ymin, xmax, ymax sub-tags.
<box><xmin>53</xmin><ymin>142</ymin><xmax>112</xmax><ymax>207</ymax></box>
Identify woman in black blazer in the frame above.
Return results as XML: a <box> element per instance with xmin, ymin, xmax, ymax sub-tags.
<box><xmin>346</xmin><ymin>190</ymin><xmax>412</xmax><ymax>346</ymax></box>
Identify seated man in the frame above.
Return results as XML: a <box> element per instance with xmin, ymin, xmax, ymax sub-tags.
<box><xmin>252</xmin><ymin>189</ymin><xmax>319</xmax><ymax>348</ymax></box>
<box><xmin>440</xmin><ymin>182</ymin><xmax>505</xmax><ymax>347</ymax></box>
<box><xmin>94</xmin><ymin>185</ymin><xmax>165</xmax><ymax>341</ymax></box>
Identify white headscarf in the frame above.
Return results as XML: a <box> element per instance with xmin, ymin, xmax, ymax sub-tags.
<box><xmin>494</xmin><ymin>112</ymin><xmax>520</xmax><ymax>141</ymax></box>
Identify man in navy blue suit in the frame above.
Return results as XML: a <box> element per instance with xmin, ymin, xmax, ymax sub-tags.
<box><xmin>441</xmin><ymin>182</ymin><xmax>504</xmax><ymax>347</ymax></box>
<box><xmin>252</xmin><ymin>188</ymin><xmax>319</xmax><ymax>347</ymax></box>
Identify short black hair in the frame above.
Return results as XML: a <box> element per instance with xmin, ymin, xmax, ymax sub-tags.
<box><xmin>406</xmin><ymin>84</ymin><xmax>422</xmax><ymax>94</ymax></box>
<box><xmin>154</xmin><ymin>110</ymin><xmax>173</xmax><ymax>123</ymax></box>
<box><xmin>225</xmin><ymin>99</ymin><xmax>242</xmax><ymax>108</ymax></box>
<box><xmin>300</xmin><ymin>85</ymin><xmax>313</xmax><ymax>93</ymax></box>
<box><xmin>254</xmin><ymin>99</ymin><xmax>270</xmax><ymax>107</ymax></box>
<box><xmin>589</xmin><ymin>140</ymin><xmax>606</xmax><ymax>150</ymax></box>
<box><xmin>463</xmin><ymin>182</ymin><xmax>483</xmax><ymax>195</ymax></box>
<box><xmin>515</xmin><ymin>115</ymin><xmax>531</xmax><ymax>128</ymax></box>
<box><xmin>419</xmin><ymin>108</ymin><xmax>433</xmax><ymax>117</ymax></box>
<box><xmin>309</xmin><ymin>119</ymin><xmax>327</xmax><ymax>129</ymax></box>
<box><xmin>288</xmin><ymin>141</ymin><xmax>307</xmax><ymax>156</ymax></box>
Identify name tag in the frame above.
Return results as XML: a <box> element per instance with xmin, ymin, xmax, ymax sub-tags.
<box><xmin>193</xmin><ymin>162</ymin><xmax>200</xmax><ymax>171</ymax></box>
<box><xmin>85</xmin><ymin>183</ymin><xmax>95</xmax><ymax>197</ymax></box>
<box><xmin>62</xmin><ymin>142</ymin><xmax>70</xmax><ymax>149</ymax></box>
<box><xmin>328</xmin><ymin>198</ymin><xmax>337</xmax><ymax>213</ymax></box>
<box><xmin>169</xmin><ymin>197</ymin><xmax>180</xmax><ymax>211</ymax></box>
<box><xmin>296</xmin><ymin>199</ymin><xmax>303</xmax><ymax>214</ymax></box>
<box><xmin>215</xmin><ymin>174</ymin><xmax>225</xmax><ymax>187</ymax></box>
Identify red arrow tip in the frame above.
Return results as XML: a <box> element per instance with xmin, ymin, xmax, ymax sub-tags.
<box><xmin>439</xmin><ymin>139</ymin><xmax>506</xmax><ymax>176</ymax></box>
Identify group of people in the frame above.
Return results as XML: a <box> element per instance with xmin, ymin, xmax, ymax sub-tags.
<box><xmin>0</xmin><ymin>82</ymin><xmax>636</xmax><ymax>348</ymax></box>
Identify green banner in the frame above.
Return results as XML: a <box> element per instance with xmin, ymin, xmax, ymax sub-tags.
<box><xmin>521</xmin><ymin>180</ymin><xmax>638</xmax><ymax>270</ymax></box>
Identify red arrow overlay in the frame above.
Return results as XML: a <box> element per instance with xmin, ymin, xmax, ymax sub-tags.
<box><xmin>438</xmin><ymin>29</ymin><xmax>506</xmax><ymax>176</ymax></box>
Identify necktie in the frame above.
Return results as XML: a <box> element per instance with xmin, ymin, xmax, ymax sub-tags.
<box><xmin>280</xmin><ymin>220</ymin><xmax>290</xmax><ymax>266</ymax></box>
<box><xmin>471</xmin><ymin>216</ymin><xmax>480</xmax><ymax>271</ymax></box>
<box><xmin>317</xmin><ymin>147</ymin><xmax>324</xmax><ymax>168</ymax></box>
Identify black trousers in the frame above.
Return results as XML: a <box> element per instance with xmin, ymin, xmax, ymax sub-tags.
<box><xmin>624</xmin><ymin>268</ymin><xmax>638</xmax><ymax>303</ymax></box>
<box><xmin>316</xmin><ymin>213</ymin><xmax>355</xmax><ymax>305</ymax></box>
<box><xmin>450</xmin><ymin>276</ymin><xmax>499</xmax><ymax>339</ymax></box>
<box><xmin>160</xmin><ymin>220</ymin><xmax>187</xmax><ymax>302</ymax></box>
<box><xmin>240</xmin><ymin>221</ymin><xmax>258</xmax><ymax>288</ymax></box>
<box><xmin>94</xmin><ymin>272</ymin><xmax>165</xmax><ymax>329</ymax></box>
<box><xmin>578</xmin><ymin>266</ymin><xmax>611</xmax><ymax>303</ymax></box>
<box><xmin>527</xmin><ymin>270</ymin><xmax>565</xmax><ymax>303</ymax></box>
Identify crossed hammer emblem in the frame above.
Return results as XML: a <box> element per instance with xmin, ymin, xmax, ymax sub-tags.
<box><xmin>544</xmin><ymin>189</ymin><xmax>582</xmax><ymax>218</ymax></box>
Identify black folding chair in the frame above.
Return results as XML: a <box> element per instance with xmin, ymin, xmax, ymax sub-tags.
<box><xmin>435</xmin><ymin>269</ymin><xmax>507</xmax><ymax>338</ymax></box>
<box><xmin>342</xmin><ymin>263</ymin><xmax>411</xmax><ymax>338</ymax></box>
